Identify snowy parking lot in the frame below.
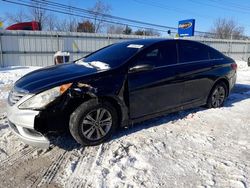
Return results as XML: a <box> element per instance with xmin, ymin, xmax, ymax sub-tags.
<box><xmin>0</xmin><ymin>61</ymin><xmax>249</xmax><ymax>188</ymax></box>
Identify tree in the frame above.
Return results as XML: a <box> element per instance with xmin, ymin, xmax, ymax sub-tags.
<box><xmin>123</xmin><ymin>26</ymin><xmax>132</xmax><ymax>35</ymax></box>
<box><xmin>29</xmin><ymin>1</ymin><xmax>48</xmax><ymax>30</ymax></box>
<box><xmin>5</xmin><ymin>10</ymin><xmax>28</xmax><ymax>24</ymax></box>
<box><xmin>134</xmin><ymin>29</ymin><xmax>144</xmax><ymax>36</ymax></box>
<box><xmin>145</xmin><ymin>29</ymin><xmax>160</xmax><ymax>36</ymax></box>
<box><xmin>4</xmin><ymin>1</ymin><xmax>56</xmax><ymax>31</ymax></box>
<box><xmin>89</xmin><ymin>0</ymin><xmax>111</xmax><ymax>33</ymax></box>
<box><xmin>45</xmin><ymin>13</ymin><xmax>58</xmax><ymax>31</ymax></box>
<box><xmin>134</xmin><ymin>28</ymin><xmax>160</xmax><ymax>36</ymax></box>
<box><xmin>77</xmin><ymin>21</ymin><xmax>95</xmax><ymax>33</ymax></box>
<box><xmin>210</xmin><ymin>18</ymin><xmax>245</xmax><ymax>39</ymax></box>
<box><xmin>107</xmin><ymin>25</ymin><xmax>124</xmax><ymax>34</ymax></box>
<box><xmin>68</xmin><ymin>17</ymin><xmax>78</xmax><ymax>32</ymax></box>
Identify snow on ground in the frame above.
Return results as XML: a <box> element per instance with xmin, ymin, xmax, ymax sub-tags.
<box><xmin>0</xmin><ymin>66</ymin><xmax>41</xmax><ymax>161</ymax></box>
<box><xmin>0</xmin><ymin>66</ymin><xmax>41</xmax><ymax>100</ymax></box>
<box><xmin>0</xmin><ymin>61</ymin><xmax>249</xmax><ymax>188</ymax></box>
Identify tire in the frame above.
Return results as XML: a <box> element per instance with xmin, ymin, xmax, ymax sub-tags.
<box><xmin>69</xmin><ymin>99</ymin><xmax>118</xmax><ymax>146</ymax></box>
<box><xmin>207</xmin><ymin>82</ymin><xmax>228</xmax><ymax>108</ymax></box>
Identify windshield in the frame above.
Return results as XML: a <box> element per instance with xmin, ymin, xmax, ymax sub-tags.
<box><xmin>76</xmin><ymin>42</ymin><xmax>144</xmax><ymax>70</ymax></box>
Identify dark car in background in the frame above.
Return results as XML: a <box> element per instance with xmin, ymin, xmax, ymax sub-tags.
<box><xmin>7</xmin><ymin>39</ymin><xmax>237</xmax><ymax>148</ymax></box>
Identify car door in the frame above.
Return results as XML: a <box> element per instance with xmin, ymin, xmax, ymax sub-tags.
<box><xmin>127</xmin><ymin>41</ymin><xmax>184</xmax><ymax>119</ymax></box>
<box><xmin>176</xmin><ymin>40</ymin><xmax>214</xmax><ymax>105</ymax></box>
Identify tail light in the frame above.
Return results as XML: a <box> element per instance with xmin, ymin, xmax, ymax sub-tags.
<box><xmin>231</xmin><ymin>63</ymin><xmax>237</xmax><ymax>71</ymax></box>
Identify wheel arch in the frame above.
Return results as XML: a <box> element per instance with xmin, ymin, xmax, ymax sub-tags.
<box><xmin>99</xmin><ymin>96</ymin><xmax>127</xmax><ymax>127</ymax></box>
<box><xmin>213</xmin><ymin>77</ymin><xmax>230</xmax><ymax>97</ymax></box>
<box><xmin>207</xmin><ymin>77</ymin><xmax>229</xmax><ymax>103</ymax></box>
<box><xmin>67</xmin><ymin>90</ymin><xmax>128</xmax><ymax>128</ymax></box>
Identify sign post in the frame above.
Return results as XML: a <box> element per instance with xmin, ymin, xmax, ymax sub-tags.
<box><xmin>178</xmin><ymin>19</ymin><xmax>195</xmax><ymax>37</ymax></box>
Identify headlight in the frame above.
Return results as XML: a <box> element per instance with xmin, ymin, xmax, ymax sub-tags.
<box><xmin>19</xmin><ymin>83</ymin><xmax>72</xmax><ymax>109</ymax></box>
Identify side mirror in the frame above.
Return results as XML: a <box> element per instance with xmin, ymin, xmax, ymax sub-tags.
<box><xmin>129</xmin><ymin>64</ymin><xmax>154</xmax><ymax>73</ymax></box>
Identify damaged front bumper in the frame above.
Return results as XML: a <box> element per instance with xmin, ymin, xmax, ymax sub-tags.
<box><xmin>7</xmin><ymin>94</ymin><xmax>50</xmax><ymax>148</ymax></box>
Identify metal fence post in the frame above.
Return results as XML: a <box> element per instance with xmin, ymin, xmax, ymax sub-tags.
<box><xmin>57</xmin><ymin>33</ymin><xmax>60</xmax><ymax>51</ymax></box>
<box><xmin>245</xmin><ymin>41</ymin><xmax>249</xmax><ymax>61</ymax></box>
<box><xmin>0</xmin><ymin>33</ymin><xmax>3</xmax><ymax>67</ymax></box>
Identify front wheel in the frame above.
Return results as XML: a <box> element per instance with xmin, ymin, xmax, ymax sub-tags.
<box><xmin>69</xmin><ymin>99</ymin><xmax>118</xmax><ymax>146</ymax></box>
<box><xmin>207</xmin><ymin>82</ymin><xmax>227</xmax><ymax>108</ymax></box>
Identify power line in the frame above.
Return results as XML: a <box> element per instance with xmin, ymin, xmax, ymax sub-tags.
<box><xmin>31</xmin><ymin>0</ymin><xmax>178</xmax><ymax>31</ymax></box>
<box><xmin>207</xmin><ymin>0</ymin><xmax>250</xmax><ymax>12</ymax></box>
<box><xmin>36</xmin><ymin>0</ymin><xmax>177</xmax><ymax>30</ymax></box>
<box><xmin>132</xmin><ymin>0</ymin><xmax>215</xmax><ymax>21</ymax></box>
<box><xmin>187</xmin><ymin>0</ymin><xmax>250</xmax><ymax>14</ymax></box>
<box><xmin>2</xmin><ymin>0</ymin><xmax>248</xmax><ymax>38</ymax></box>
<box><xmin>132</xmin><ymin>0</ymin><xmax>250</xmax><ymax>31</ymax></box>
<box><xmin>30</xmin><ymin>0</ymin><xmax>217</xmax><ymax>35</ymax></box>
<box><xmin>2</xmin><ymin>0</ymin><xmax>174</xmax><ymax>33</ymax></box>
<box><xmin>186</xmin><ymin>0</ymin><xmax>250</xmax><ymax>29</ymax></box>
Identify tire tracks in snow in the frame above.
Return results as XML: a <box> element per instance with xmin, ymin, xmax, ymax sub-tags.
<box><xmin>0</xmin><ymin>147</ymin><xmax>48</xmax><ymax>188</ymax></box>
<box><xmin>0</xmin><ymin>146</ymin><xmax>36</xmax><ymax>171</ymax></box>
<box><xmin>35</xmin><ymin>150</ymin><xmax>68</xmax><ymax>187</ymax></box>
<box><xmin>0</xmin><ymin>145</ymin><xmax>69</xmax><ymax>188</ymax></box>
<box><xmin>66</xmin><ymin>143</ymin><xmax>110</xmax><ymax>188</ymax></box>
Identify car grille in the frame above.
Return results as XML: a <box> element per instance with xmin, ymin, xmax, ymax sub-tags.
<box><xmin>8</xmin><ymin>88</ymin><xmax>27</xmax><ymax>106</ymax></box>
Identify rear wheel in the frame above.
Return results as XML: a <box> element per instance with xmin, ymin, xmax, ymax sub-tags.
<box><xmin>207</xmin><ymin>82</ymin><xmax>227</xmax><ymax>108</ymax></box>
<box><xmin>69</xmin><ymin>99</ymin><xmax>118</xmax><ymax>146</ymax></box>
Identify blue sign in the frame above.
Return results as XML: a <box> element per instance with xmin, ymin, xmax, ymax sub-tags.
<box><xmin>178</xmin><ymin>19</ymin><xmax>195</xmax><ymax>37</ymax></box>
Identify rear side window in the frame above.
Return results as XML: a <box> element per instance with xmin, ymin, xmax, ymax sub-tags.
<box><xmin>209</xmin><ymin>48</ymin><xmax>224</xmax><ymax>59</ymax></box>
<box><xmin>160</xmin><ymin>42</ymin><xmax>177</xmax><ymax>66</ymax></box>
<box><xmin>136</xmin><ymin>41</ymin><xmax>177</xmax><ymax>67</ymax></box>
<box><xmin>178</xmin><ymin>41</ymin><xmax>209</xmax><ymax>63</ymax></box>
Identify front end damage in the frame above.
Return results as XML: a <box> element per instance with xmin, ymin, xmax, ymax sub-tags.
<box><xmin>7</xmin><ymin>93</ymin><xmax>50</xmax><ymax>148</ymax></box>
<box><xmin>7</xmin><ymin>70</ymin><xmax>129</xmax><ymax>148</ymax></box>
<box><xmin>6</xmin><ymin>83</ymin><xmax>98</xmax><ymax>148</ymax></box>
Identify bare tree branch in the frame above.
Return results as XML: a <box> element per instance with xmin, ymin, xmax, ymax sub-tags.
<box><xmin>123</xmin><ymin>25</ymin><xmax>132</xmax><ymax>35</ymax></box>
<box><xmin>56</xmin><ymin>18</ymin><xmax>78</xmax><ymax>32</ymax></box>
<box><xmin>28</xmin><ymin>1</ymin><xmax>48</xmax><ymax>30</ymax></box>
<box><xmin>107</xmin><ymin>24</ymin><xmax>124</xmax><ymax>34</ymax></box>
<box><xmin>5</xmin><ymin>10</ymin><xmax>28</xmax><ymax>25</ymax></box>
<box><xmin>45</xmin><ymin>13</ymin><xmax>58</xmax><ymax>31</ymax></box>
<box><xmin>89</xmin><ymin>0</ymin><xmax>111</xmax><ymax>33</ymax></box>
<box><xmin>210</xmin><ymin>18</ymin><xmax>245</xmax><ymax>39</ymax></box>
<box><xmin>134</xmin><ymin>28</ymin><xmax>160</xmax><ymax>36</ymax></box>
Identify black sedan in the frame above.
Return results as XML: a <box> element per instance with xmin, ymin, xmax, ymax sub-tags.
<box><xmin>7</xmin><ymin>39</ymin><xmax>237</xmax><ymax>147</ymax></box>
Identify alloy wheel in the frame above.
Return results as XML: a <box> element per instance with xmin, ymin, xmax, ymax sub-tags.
<box><xmin>211</xmin><ymin>86</ymin><xmax>226</xmax><ymax>107</ymax></box>
<box><xmin>81</xmin><ymin>108</ymin><xmax>112</xmax><ymax>141</ymax></box>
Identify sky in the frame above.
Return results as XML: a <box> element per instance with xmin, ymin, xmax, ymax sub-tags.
<box><xmin>0</xmin><ymin>0</ymin><xmax>250</xmax><ymax>36</ymax></box>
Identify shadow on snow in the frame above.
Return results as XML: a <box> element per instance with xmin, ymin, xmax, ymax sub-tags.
<box><xmin>49</xmin><ymin>83</ymin><xmax>250</xmax><ymax>151</ymax></box>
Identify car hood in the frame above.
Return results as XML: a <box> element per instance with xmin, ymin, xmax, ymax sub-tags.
<box><xmin>15</xmin><ymin>63</ymin><xmax>102</xmax><ymax>93</ymax></box>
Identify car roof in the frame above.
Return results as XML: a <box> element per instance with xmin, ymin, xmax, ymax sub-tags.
<box><xmin>120</xmin><ymin>38</ymin><xmax>171</xmax><ymax>46</ymax></box>
<box><xmin>118</xmin><ymin>38</ymin><xmax>205</xmax><ymax>48</ymax></box>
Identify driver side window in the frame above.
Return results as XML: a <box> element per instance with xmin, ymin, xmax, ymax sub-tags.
<box><xmin>136</xmin><ymin>42</ymin><xmax>177</xmax><ymax>67</ymax></box>
<box><xmin>136</xmin><ymin>47</ymin><xmax>161</xmax><ymax>67</ymax></box>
